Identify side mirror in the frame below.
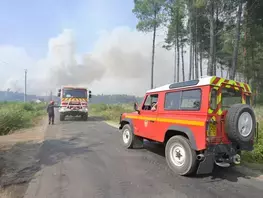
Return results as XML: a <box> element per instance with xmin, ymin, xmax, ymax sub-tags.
<box><xmin>134</xmin><ymin>102</ymin><xmax>140</xmax><ymax>113</ymax></box>
<box><xmin>89</xmin><ymin>90</ymin><xmax>92</xmax><ymax>99</ymax></box>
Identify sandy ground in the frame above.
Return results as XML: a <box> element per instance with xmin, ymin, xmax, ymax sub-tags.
<box><xmin>0</xmin><ymin>117</ymin><xmax>47</xmax><ymax>198</ymax></box>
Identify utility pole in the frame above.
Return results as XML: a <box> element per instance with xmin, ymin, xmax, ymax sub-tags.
<box><xmin>24</xmin><ymin>69</ymin><xmax>27</xmax><ymax>102</ymax></box>
<box><xmin>50</xmin><ymin>90</ymin><xmax>53</xmax><ymax>101</ymax></box>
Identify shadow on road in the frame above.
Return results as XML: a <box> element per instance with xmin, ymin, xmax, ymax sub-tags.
<box><xmin>143</xmin><ymin>141</ymin><xmax>261</xmax><ymax>183</ymax></box>
<box><xmin>59</xmin><ymin>116</ymin><xmax>105</xmax><ymax>122</ymax></box>
<box><xmin>0</xmin><ymin>138</ymin><xmax>98</xmax><ymax>189</ymax></box>
<box><xmin>39</xmin><ymin>139</ymin><xmax>100</xmax><ymax>166</ymax></box>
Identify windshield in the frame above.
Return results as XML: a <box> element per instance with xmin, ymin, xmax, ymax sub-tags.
<box><xmin>221</xmin><ymin>87</ymin><xmax>242</xmax><ymax>110</ymax></box>
<box><xmin>62</xmin><ymin>89</ymin><xmax>87</xmax><ymax>98</ymax></box>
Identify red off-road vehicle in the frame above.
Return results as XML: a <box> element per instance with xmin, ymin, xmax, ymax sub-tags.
<box><xmin>119</xmin><ymin>76</ymin><xmax>258</xmax><ymax>176</ymax></box>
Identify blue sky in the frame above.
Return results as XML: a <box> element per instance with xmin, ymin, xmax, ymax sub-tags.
<box><xmin>0</xmin><ymin>0</ymin><xmax>137</xmax><ymax>58</ymax></box>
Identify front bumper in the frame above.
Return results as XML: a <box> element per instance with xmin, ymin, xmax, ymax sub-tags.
<box><xmin>59</xmin><ymin>107</ymin><xmax>88</xmax><ymax>113</ymax></box>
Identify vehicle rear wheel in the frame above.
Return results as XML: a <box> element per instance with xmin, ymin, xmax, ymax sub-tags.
<box><xmin>60</xmin><ymin>114</ymin><xmax>65</xmax><ymax>121</ymax></box>
<box><xmin>225</xmin><ymin>104</ymin><xmax>256</xmax><ymax>143</ymax></box>
<box><xmin>82</xmin><ymin>113</ymin><xmax>88</xmax><ymax>121</ymax></box>
<box><xmin>165</xmin><ymin>136</ymin><xmax>197</xmax><ymax>176</ymax></box>
<box><xmin>121</xmin><ymin>124</ymin><xmax>143</xmax><ymax>149</ymax></box>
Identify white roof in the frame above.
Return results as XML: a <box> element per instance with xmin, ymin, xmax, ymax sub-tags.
<box><xmin>146</xmin><ymin>76</ymin><xmax>214</xmax><ymax>93</ymax></box>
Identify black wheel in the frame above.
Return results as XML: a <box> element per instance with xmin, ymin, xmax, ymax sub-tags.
<box><xmin>225</xmin><ymin>104</ymin><xmax>256</xmax><ymax>143</ymax></box>
<box><xmin>82</xmin><ymin>113</ymin><xmax>88</xmax><ymax>121</ymax></box>
<box><xmin>165</xmin><ymin>136</ymin><xmax>197</xmax><ymax>176</ymax></box>
<box><xmin>60</xmin><ymin>114</ymin><xmax>65</xmax><ymax>121</ymax></box>
<box><xmin>121</xmin><ymin>124</ymin><xmax>143</xmax><ymax>149</ymax></box>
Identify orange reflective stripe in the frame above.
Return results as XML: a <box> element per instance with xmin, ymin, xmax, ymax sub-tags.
<box><xmin>125</xmin><ymin>115</ymin><xmax>205</xmax><ymax>127</ymax></box>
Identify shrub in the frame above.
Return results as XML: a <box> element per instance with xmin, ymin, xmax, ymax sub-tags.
<box><xmin>0</xmin><ymin>102</ymin><xmax>46</xmax><ymax>135</ymax></box>
<box><xmin>90</xmin><ymin>103</ymin><xmax>134</xmax><ymax>122</ymax></box>
<box><xmin>242</xmin><ymin>107</ymin><xmax>263</xmax><ymax>163</ymax></box>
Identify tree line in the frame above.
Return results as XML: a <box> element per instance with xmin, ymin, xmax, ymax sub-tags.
<box><xmin>133</xmin><ymin>0</ymin><xmax>263</xmax><ymax>103</ymax></box>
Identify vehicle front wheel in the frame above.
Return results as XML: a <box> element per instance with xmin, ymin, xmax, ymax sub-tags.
<box><xmin>60</xmin><ymin>114</ymin><xmax>65</xmax><ymax>121</ymax></box>
<box><xmin>165</xmin><ymin>136</ymin><xmax>197</xmax><ymax>176</ymax></box>
<box><xmin>121</xmin><ymin>124</ymin><xmax>143</xmax><ymax>149</ymax></box>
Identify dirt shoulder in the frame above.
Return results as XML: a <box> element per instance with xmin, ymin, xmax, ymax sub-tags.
<box><xmin>0</xmin><ymin>117</ymin><xmax>47</xmax><ymax>198</ymax></box>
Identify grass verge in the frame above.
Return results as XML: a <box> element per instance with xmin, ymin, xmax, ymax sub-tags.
<box><xmin>90</xmin><ymin>103</ymin><xmax>134</xmax><ymax>122</ymax></box>
<box><xmin>90</xmin><ymin>103</ymin><xmax>263</xmax><ymax>165</ymax></box>
<box><xmin>242</xmin><ymin>107</ymin><xmax>263</xmax><ymax>164</ymax></box>
<box><xmin>0</xmin><ymin>102</ymin><xmax>46</xmax><ymax>136</ymax></box>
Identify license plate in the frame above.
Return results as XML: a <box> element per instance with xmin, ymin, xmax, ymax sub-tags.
<box><xmin>208</xmin><ymin>123</ymin><xmax>217</xmax><ymax>136</ymax></box>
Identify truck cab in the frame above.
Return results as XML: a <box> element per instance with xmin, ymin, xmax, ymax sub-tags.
<box><xmin>57</xmin><ymin>86</ymin><xmax>92</xmax><ymax>121</ymax></box>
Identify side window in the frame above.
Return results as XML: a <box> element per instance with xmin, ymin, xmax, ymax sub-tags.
<box><xmin>164</xmin><ymin>92</ymin><xmax>181</xmax><ymax>110</ymax></box>
<box><xmin>142</xmin><ymin>94</ymin><xmax>159</xmax><ymax>110</ymax></box>
<box><xmin>210</xmin><ymin>89</ymin><xmax>217</xmax><ymax>110</ymax></box>
<box><xmin>180</xmin><ymin>89</ymin><xmax>201</xmax><ymax>110</ymax></box>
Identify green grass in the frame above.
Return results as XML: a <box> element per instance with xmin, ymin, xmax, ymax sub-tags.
<box><xmin>242</xmin><ymin>107</ymin><xmax>263</xmax><ymax>164</ymax></box>
<box><xmin>0</xmin><ymin>102</ymin><xmax>46</xmax><ymax>136</ymax></box>
<box><xmin>90</xmin><ymin>103</ymin><xmax>263</xmax><ymax>164</ymax></box>
<box><xmin>90</xmin><ymin>103</ymin><xmax>134</xmax><ymax>122</ymax></box>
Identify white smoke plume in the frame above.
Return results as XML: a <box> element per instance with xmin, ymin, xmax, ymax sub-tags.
<box><xmin>42</xmin><ymin>27</ymin><xmax>193</xmax><ymax>96</ymax></box>
<box><xmin>1</xmin><ymin>27</ymin><xmax>214</xmax><ymax>96</ymax></box>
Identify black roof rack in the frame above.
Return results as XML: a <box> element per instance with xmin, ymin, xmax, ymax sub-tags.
<box><xmin>169</xmin><ymin>79</ymin><xmax>199</xmax><ymax>89</ymax></box>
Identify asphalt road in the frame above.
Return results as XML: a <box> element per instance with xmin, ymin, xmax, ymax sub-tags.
<box><xmin>24</xmin><ymin>115</ymin><xmax>263</xmax><ymax>198</ymax></box>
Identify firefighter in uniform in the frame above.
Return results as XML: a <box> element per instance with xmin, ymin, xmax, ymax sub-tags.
<box><xmin>47</xmin><ymin>101</ymin><xmax>55</xmax><ymax>125</ymax></box>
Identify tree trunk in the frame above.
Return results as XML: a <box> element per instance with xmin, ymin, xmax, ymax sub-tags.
<box><xmin>188</xmin><ymin>43</ymin><xmax>192</xmax><ymax>80</ymax></box>
<box><xmin>213</xmin><ymin>2</ymin><xmax>219</xmax><ymax>76</ymax></box>
<box><xmin>174</xmin><ymin>44</ymin><xmax>177</xmax><ymax>82</ymax></box>
<box><xmin>207</xmin><ymin>0</ymin><xmax>215</xmax><ymax>76</ymax></box>
<box><xmin>177</xmin><ymin>43</ymin><xmax>180</xmax><ymax>82</ymax></box>
<box><xmin>199</xmin><ymin>49</ymin><xmax>203</xmax><ymax>77</ymax></box>
<box><xmin>176</xmin><ymin>9</ymin><xmax>180</xmax><ymax>82</ymax></box>
<box><xmin>220</xmin><ymin>64</ymin><xmax>223</xmax><ymax>77</ymax></box>
<box><xmin>192</xmin><ymin>43</ymin><xmax>195</xmax><ymax>80</ymax></box>
<box><xmin>181</xmin><ymin>40</ymin><xmax>185</xmax><ymax>81</ymax></box>
<box><xmin>194</xmin><ymin>9</ymin><xmax>199</xmax><ymax>79</ymax></box>
<box><xmin>188</xmin><ymin>1</ymin><xmax>193</xmax><ymax>80</ymax></box>
<box><xmin>229</xmin><ymin>0</ymin><xmax>243</xmax><ymax>80</ymax></box>
<box><xmin>189</xmin><ymin>38</ymin><xmax>193</xmax><ymax>80</ymax></box>
<box><xmin>151</xmin><ymin>11</ymin><xmax>157</xmax><ymax>89</ymax></box>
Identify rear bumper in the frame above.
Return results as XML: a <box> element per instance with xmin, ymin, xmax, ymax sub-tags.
<box><xmin>196</xmin><ymin>143</ymin><xmax>243</xmax><ymax>175</ymax></box>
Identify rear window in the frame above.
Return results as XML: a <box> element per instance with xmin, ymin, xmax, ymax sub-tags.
<box><xmin>221</xmin><ymin>88</ymin><xmax>242</xmax><ymax>110</ymax></box>
<box><xmin>180</xmin><ymin>89</ymin><xmax>201</xmax><ymax>110</ymax></box>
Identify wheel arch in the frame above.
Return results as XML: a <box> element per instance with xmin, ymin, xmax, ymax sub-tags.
<box><xmin>164</xmin><ymin>125</ymin><xmax>198</xmax><ymax>150</ymax></box>
<box><xmin>119</xmin><ymin>118</ymin><xmax>134</xmax><ymax>133</ymax></box>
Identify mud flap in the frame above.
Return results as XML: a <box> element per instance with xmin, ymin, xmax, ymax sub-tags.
<box><xmin>133</xmin><ymin>136</ymin><xmax>144</xmax><ymax>149</ymax></box>
<box><xmin>196</xmin><ymin>154</ymin><xmax>215</xmax><ymax>175</ymax></box>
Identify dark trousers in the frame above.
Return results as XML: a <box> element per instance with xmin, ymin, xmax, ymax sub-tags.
<box><xmin>48</xmin><ymin>114</ymin><xmax>54</xmax><ymax>124</ymax></box>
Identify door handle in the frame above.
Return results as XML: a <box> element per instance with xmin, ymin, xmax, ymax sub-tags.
<box><xmin>149</xmin><ymin>120</ymin><xmax>155</xmax><ymax>123</ymax></box>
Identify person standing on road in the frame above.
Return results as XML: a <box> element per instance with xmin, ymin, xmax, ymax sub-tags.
<box><xmin>47</xmin><ymin>101</ymin><xmax>55</xmax><ymax>125</ymax></box>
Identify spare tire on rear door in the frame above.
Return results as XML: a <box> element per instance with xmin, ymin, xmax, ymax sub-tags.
<box><xmin>225</xmin><ymin>104</ymin><xmax>256</xmax><ymax>143</ymax></box>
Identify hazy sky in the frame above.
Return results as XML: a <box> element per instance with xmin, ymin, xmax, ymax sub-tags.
<box><xmin>0</xmin><ymin>0</ymin><xmax>197</xmax><ymax>96</ymax></box>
